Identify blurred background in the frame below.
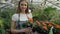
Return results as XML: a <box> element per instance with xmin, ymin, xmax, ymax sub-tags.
<box><xmin>0</xmin><ymin>0</ymin><xmax>60</xmax><ymax>34</ymax></box>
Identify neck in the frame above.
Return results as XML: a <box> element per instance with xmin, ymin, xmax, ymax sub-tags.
<box><xmin>20</xmin><ymin>10</ymin><xmax>26</xmax><ymax>14</ymax></box>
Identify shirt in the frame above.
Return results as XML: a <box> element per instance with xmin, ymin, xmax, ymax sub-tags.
<box><xmin>12</xmin><ymin>13</ymin><xmax>32</xmax><ymax>21</ymax></box>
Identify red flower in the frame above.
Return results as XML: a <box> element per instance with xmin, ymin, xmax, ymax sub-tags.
<box><xmin>55</xmin><ymin>24</ymin><xmax>60</xmax><ymax>29</ymax></box>
<box><xmin>36</xmin><ymin>20</ymin><xmax>41</xmax><ymax>26</ymax></box>
<box><xmin>43</xmin><ymin>26</ymin><xmax>48</xmax><ymax>30</ymax></box>
<box><xmin>28</xmin><ymin>18</ymin><xmax>33</xmax><ymax>23</ymax></box>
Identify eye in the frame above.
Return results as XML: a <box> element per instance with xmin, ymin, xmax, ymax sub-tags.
<box><xmin>25</xmin><ymin>4</ymin><xmax>27</xmax><ymax>6</ymax></box>
<box><xmin>21</xmin><ymin>4</ymin><xmax>24</xmax><ymax>6</ymax></box>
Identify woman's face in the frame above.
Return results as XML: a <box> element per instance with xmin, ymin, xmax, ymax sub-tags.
<box><xmin>20</xmin><ymin>1</ymin><xmax>27</xmax><ymax>12</ymax></box>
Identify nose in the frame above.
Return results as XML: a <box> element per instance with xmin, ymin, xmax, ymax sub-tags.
<box><xmin>22</xmin><ymin>5</ymin><xmax>26</xmax><ymax>9</ymax></box>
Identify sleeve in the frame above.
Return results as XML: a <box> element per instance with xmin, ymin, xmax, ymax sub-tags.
<box><xmin>12</xmin><ymin>14</ymin><xmax>17</xmax><ymax>21</ymax></box>
<box><xmin>27</xmin><ymin>13</ymin><xmax>33</xmax><ymax>18</ymax></box>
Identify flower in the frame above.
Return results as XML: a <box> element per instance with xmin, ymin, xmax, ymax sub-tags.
<box><xmin>36</xmin><ymin>20</ymin><xmax>41</xmax><ymax>26</ymax></box>
<box><xmin>28</xmin><ymin>18</ymin><xmax>33</xmax><ymax>23</ymax></box>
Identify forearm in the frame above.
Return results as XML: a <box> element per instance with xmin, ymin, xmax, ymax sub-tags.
<box><xmin>11</xmin><ymin>29</ymin><xmax>25</xmax><ymax>33</ymax></box>
<box><xmin>11</xmin><ymin>21</ymin><xmax>25</xmax><ymax>33</ymax></box>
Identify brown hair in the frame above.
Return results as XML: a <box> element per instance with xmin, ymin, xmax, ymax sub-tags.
<box><xmin>16</xmin><ymin>0</ymin><xmax>29</xmax><ymax>14</ymax></box>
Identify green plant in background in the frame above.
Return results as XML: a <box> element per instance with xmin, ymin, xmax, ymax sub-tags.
<box><xmin>32</xmin><ymin>5</ymin><xmax>44</xmax><ymax>16</ymax></box>
<box><xmin>0</xmin><ymin>17</ymin><xmax>5</xmax><ymax>34</ymax></box>
<box><xmin>32</xmin><ymin>6</ymin><xmax>60</xmax><ymax>25</ymax></box>
<box><xmin>43</xmin><ymin>7</ymin><xmax>60</xmax><ymax>24</ymax></box>
<box><xmin>0</xmin><ymin>8</ymin><xmax>16</xmax><ymax>34</ymax></box>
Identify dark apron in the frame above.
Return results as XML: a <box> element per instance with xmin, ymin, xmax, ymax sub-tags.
<box><xmin>15</xmin><ymin>21</ymin><xmax>27</xmax><ymax>34</ymax></box>
<box><xmin>15</xmin><ymin>14</ymin><xmax>28</xmax><ymax>34</ymax></box>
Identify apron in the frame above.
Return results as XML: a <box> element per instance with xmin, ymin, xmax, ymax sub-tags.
<box><xmin>15</xmin><ymin>14</ymin><xmax>28</xmax><ymax>34</ymax></box>
<box><xmin>15</xmin><ymin>21</ymin><xmax>27</xmax><ymax>34</ymax></box>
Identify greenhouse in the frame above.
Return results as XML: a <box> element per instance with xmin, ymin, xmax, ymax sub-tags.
<box><xmin>0</xmin><ymin>0</ymin><xmax>60</xmax><ymax>34</ymax></box>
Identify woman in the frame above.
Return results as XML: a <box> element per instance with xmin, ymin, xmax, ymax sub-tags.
<box><xmin>10</xmin><ymin>0</ymin><xmax>33</xmax><ymax>34</ymax></box>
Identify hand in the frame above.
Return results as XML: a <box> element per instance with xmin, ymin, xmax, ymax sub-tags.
<box><xmin>24</xmin><ymin>27</ymin><xmax>32</xmax><ymax>33</ymax></box>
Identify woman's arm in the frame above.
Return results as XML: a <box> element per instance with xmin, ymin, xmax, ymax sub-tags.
<box><xmin>10</xmin><ymin>21</ymin><xmax>32</xmax><ymax>33</ymax></box>
<box><xmin>10</xmin><ymin>21</ymin><xmax>24</xmax><ymax>33</ymax></box>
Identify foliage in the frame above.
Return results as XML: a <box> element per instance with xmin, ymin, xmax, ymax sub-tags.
<box><xmin>0</xmin><ymin>8</ymin><xmax>16</xmax><ymax>34</ymax></box>
<box><xmin>32</xmin><ymin>6</ymin><xmax>60</xmax><ymax>24</ymax></box>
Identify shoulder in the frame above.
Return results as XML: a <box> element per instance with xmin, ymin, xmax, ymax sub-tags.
<box><xmin>12</xmin><ymin>13</ymin><xmax>18</xmax><ymax>21</ymax></box>
<box><xmin>12</xmin><ymin>13</ymin><xmax>19</xmax><ymax>19</ymax></box>
<box><xmin>27</xmin><ymin>13</ymin><xmax>33</xmax><ymax>18</ymax></box>
<box><xmin>12</xmin><ymin>13</ymin><xmax>18</xmax><ymax>17</ymax></box>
